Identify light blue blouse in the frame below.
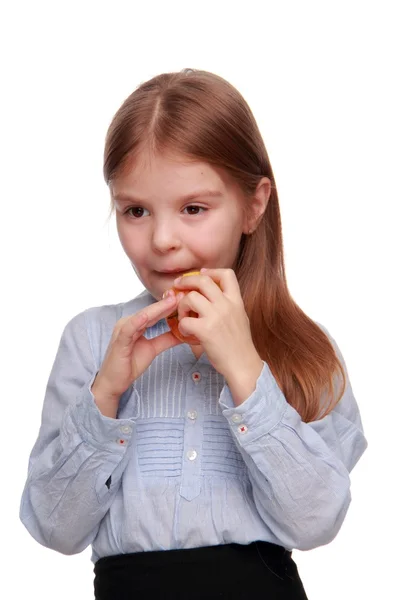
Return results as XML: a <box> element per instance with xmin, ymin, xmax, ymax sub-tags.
<box><xmin>19</xmin><ymin>289</ymin><xmax>367</xmax><ymax>563</ymax></box>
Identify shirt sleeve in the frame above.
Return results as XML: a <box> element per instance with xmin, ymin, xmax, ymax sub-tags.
<box><xmin>219</xmin><ymin>326</ymin><xmax>368</xmax><ymax>551</ymax></box>
<box><xmin>19</xmin><ymin>309</ymin><xmax>139</xmax><ymax>555</ymax></box>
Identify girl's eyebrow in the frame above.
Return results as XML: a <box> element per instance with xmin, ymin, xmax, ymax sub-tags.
<box><xmin>113</xmin><ymin>189</ymin><xmax>224</xmax><ymax>205</ymax></box>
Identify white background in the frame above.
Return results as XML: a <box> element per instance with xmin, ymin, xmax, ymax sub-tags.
<box><xmin>1</xmin><ymin>1</ymin><xmax>399</xmax><ymax>598</ymax></box>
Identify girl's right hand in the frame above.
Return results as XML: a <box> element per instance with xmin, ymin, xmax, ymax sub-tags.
<box><xmin>91</xmin><ymin>291</ymin><xmax>183</xmax><ymax>417</ymax></box>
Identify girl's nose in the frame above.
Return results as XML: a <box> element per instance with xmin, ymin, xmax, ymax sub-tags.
<box><xmin>151</xmin><ymin>222</ymin><xmax>181</xmax><ymax>253</ymax></box>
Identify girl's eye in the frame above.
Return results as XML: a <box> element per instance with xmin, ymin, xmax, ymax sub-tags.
<box><xmin>183</xmin><ymin>205</ymin><xmax>207</xmax><ymax>215</ymax></box>
<box><xmin>125</xmin><ymin>205</ymin><xmax>207</xmax><ymax>218</ymax></box>
<box><xmin>125</xmin><ymin>207</ymin><xmax>150</xmax><ymax>218</ymax></box>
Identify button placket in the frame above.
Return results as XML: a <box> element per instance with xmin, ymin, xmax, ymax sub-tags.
<box><xmin>179</xmin><ymin>371</ymin><xmax>205</xmax><ymax>501</ymax></box>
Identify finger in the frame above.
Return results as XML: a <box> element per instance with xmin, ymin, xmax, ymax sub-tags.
<box><xmin>137</xmin><ymin>294</ymin><xmax>179</xmax><ymax>328</ymax></box>
<box><xmin>150</xmin><ymin>330</ymin><xmax>184</xmax><ymax>355</ymax></box>
<box><xmin>173</xmin><ymin>273</ymin><xmax>222</xmax><ymax>303</ymax></box>
<box><xmin>177</xmin><ymin>290</ymin><xmax>210</xmax><ymax>321</ymax></box>
<box><xmin>117</xmin><ymin>292</ymin><xmax>177</xmax><ymax>346</ymax></box>
<box><xmin>117</xmin><ymin>312</ymin><xmax>149</xmax><ymax>348</ymax></box>
<box><xmin>199</xmin><ymin>268</ymin><xmax>241</xmax><ymax>297</ymax></box>
<box><xmin>178</xmin><ymin>315</ymin><xmax>203</xmax><ymax>341</ymax></box>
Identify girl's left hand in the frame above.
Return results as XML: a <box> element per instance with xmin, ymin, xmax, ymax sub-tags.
<box><xmin>172</xmin><ymin>268</ymin><xmax>261</xmax><ymax>379</ymax></box>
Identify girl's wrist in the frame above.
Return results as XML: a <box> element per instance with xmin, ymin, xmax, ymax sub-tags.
<box><xmin>224</xmin><ymin>353</ymin><xmax>264</xmax><ymax>406</ymax></box>
<box><xmin>91</xmin><ymin>376</ymin><xmax>120</xmax><ymax>418</ymax></box>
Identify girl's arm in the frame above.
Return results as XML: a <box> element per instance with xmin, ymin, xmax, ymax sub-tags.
<box><xmin>19</xmin><ymin>309</ymin><xmax>136</xmax><ymax>555</ymax></box>
<box><xmin>219</xmin><ymin>326</ymin><xmax>367</xmax><ymax>551</ymax></box>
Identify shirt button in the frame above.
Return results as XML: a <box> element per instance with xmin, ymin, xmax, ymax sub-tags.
<box><xmin>187</xmin><ymin>450</ymin><xmax>197</xmax><ymax>461</ymax></box>
<box><xmin>120</xmin><ymin>425</ymin><xmax>132</xmax><ymax>434</ymax></box>
<box><xmin>187</xmin><ymin>410</ymin><xmax>198</xmax><ymax>420</ymax></box>
<box><xmin>191</xmin><ymin>372</ymin><xmax>201</xmax><ymax>382</ymax></box>
<box><xmin>231</xmin><ymin>414</ymin><xmax>242</xmax><ymax>423</ymax></box>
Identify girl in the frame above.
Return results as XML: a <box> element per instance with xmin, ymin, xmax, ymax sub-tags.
<box><xmin>20</xmin><ymin>69</ymin><xmax>367</xmax><ymax>599</ymax></box>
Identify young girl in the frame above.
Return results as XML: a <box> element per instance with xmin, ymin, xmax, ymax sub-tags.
<box><xmin>20</xmin><ymin>68</ymin><xmax>367</xmax><ymax>599</ymax></box>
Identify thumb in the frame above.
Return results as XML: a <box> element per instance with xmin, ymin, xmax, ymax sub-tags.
<box><xmin>150</xmin><ymin>330</ymin><xmax>184</xmax><ymax>356</ymax></box>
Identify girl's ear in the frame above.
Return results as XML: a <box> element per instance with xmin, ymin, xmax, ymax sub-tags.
<box><xmin>245</xmin><ymin>177</ymin><xmax>271</xmax><ymax>233</ymax></box>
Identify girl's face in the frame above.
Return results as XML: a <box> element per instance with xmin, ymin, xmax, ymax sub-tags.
<box><xmin>111</xmin><ymin>151</ymin><xmax>250</xmax><ymax>301</ymax></box>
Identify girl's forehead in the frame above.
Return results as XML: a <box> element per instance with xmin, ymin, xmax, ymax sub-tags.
<box><xmin>121</xmin><ymin>151</ymin><xmax>216</xmax><ymax>179</ymax></box>
<box><xmin>111</xmin><ymin>154</ymin><xmax>231</xmax><ymax>198</ymax></box>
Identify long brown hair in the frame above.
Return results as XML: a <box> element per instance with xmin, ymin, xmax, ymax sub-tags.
<box><xmin>103</xmin><ymin>68</ymin><xmax>346</xmax><ymax>422</ymax></box>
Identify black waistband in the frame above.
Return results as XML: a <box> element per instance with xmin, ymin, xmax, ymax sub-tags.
<box><xmin>95</xmin><ymin>540</ymin><xmax>292</xmax><ymax>570</ymax></box>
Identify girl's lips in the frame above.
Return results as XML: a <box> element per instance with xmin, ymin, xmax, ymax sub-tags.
<box><xmin>157</xmin><ymin>268</ymin><xmax>197</xmax><ymax>276</ymax></box>
<box><xmin>157</xmin><ymin>271</ymin><xmax>186</xmax><ymax>277</ymax></box>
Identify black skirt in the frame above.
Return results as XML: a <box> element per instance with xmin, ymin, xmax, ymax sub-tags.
<box><xmin>93</xmin><ymin>541</ymin><xmax>308</xmax><ymax>599</ymax></box>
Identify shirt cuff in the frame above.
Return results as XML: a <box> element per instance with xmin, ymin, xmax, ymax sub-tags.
<box><xmin>72</xmin><ymin>373</ymin><xmax>140</xmax><ymax>453</ymax></box>
<box><xmin>219</xmin><ymin>361</ymin><xmax>288</xmax><ymax>444</ymax></box>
